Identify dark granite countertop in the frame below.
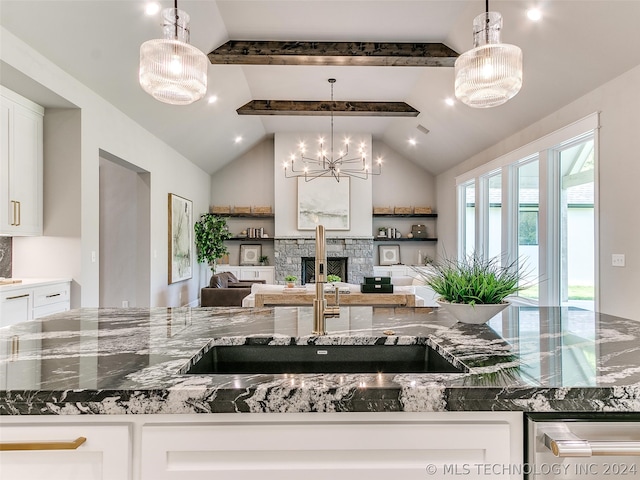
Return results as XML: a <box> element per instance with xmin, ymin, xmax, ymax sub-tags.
<box><xmin>0</xmin><ymin>306</ymin><xmax>639</xmax><ymax>415</ymax></box>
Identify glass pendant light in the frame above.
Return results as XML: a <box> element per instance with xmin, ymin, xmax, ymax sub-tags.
<box><xmin>139</xmin><ymin>2</ymin><xmax>208</xmax><ymax>105</ymax></box>
<box><xmin>454</xmin><ymin>2</ymin><xmax>523</xmax><ymax>108</ymax></box>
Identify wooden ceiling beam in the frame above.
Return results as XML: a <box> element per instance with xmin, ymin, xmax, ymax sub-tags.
<box><xmin>236</xmin><ymin>100</ymin><xmax>420</xmax><ymax>117</ymax></box>
<box><xmin>209</xmin><ymin>41</ymin><xmax>458</xmax><ymax>67</ymax></box>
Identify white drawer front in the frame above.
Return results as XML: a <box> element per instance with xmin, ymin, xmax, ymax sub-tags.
<box><xmin>141</xmin><ymin>421</ymin><xmax>513</xmax><ymax>480</ymax></box>
<box><xmin>0</xmin><ymin>423</ymin><xmax>131</xmax><ymax>480</ymax></box>
<box><xmin>33</xmin><ymin>282</ymin><xmax>70</xmax><ymax>307</ymax></box>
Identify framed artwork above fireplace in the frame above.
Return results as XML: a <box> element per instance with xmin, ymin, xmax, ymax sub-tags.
<box><xmin>297</xmin><ymin>177</ymin><xmax>350</xmax><ymax>230</ymax></box>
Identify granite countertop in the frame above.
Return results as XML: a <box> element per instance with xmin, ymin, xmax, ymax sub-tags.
<box><xmin>0</xmin><ymin>306</ymin><xmax>639</xmax><ymax>415</ymax></box>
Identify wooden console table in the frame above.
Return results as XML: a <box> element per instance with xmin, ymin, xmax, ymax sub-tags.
<box><xmin>254</xmin><ymin>291</ymin><xmax>416</xmax><ymax>307</ymax></box>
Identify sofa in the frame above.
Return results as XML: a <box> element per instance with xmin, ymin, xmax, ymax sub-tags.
<box><xmin>200</xmin><ymin>272</ymin><xmax>266</xmax><ymax>307</ymax></box>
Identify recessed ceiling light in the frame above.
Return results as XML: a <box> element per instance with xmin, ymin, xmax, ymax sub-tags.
<box><xmin>208</xmin><ymin>95</ymin><xmax>218</xmax><ymax>104</ymax></box>
<box><xmin>234</xmin><ymin>136</ymin><xmax>243</xmax><ymax>144</ymax></box>
<box><xmin>527</xmin><ymin>8</ymin><xmax>542</xmax><ymax>21</ymax></box>
<box><xmin>445</xmin><ymin>97</ymin><xmax>455</xmax><ymax>106</ymax></box>
<box><xmin>145</xmin><ymin>2</ymin><xmax>161</xmax><ymax>15</ymax></box>
<box><xmin>408</xmin><ymin>138</ymin><xmax>417</xmax><ymax>146</ymax></box>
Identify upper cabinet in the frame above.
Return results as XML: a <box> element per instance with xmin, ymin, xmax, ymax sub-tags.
<box><xmin>0</xmin><ymin>87</ymin><xmax>44</xmax><ymax>236</ymax></box>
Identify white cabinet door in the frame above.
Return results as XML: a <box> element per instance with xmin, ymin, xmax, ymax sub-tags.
<box><xmin>141</xmin><ymin>420</ymin><xmax>516</xmax><ymax>480</ymax></box>
<box><xmin>0</xmin><ymin>424</ymin><xmax>131</xmax><ymax>480</ymax></box>
<box><xmin>0</xmin><ymin>88</ymin><xmax>43</xmax><ymax>236</ymax></box>
<box><xmin>239</xmin><ymin>266</ymin><xmax>274</xmax><ymax>284</ymax></box>
<box><xmin>0</xmin><ymin>288</ymin><xmax>33</xmax><ymax>328</ymax></box>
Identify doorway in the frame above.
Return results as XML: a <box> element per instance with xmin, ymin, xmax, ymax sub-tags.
<box><xmin>99</xmin><ymin>151</ymin><xmax>150</xmax><ymax>307</ymax></box>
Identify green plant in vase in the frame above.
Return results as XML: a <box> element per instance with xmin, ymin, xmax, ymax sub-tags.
<box><xmin>284</xmin><ymin>275</ymin><xmax>297</xmax><ymax>288</ymax></box>
<box><xmin>259</xmin><ymin>255</ymin><xmax>270</xmax><ymax>266</ymax></box>
<box><xmin>417</xmin><ymin>253</ymin><xmax>527</xmax><ymax>324</ymax></box>
<box><xmin>194</xmin><ymin>214</ymin><xmax>232</xmax><ymax>273</ymax></box>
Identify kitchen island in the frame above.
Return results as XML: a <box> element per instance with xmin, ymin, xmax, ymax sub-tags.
<box><xmin>1</xmin><ymin>306</ymin><xmax>639</xmax><ymax>479</ymax></box>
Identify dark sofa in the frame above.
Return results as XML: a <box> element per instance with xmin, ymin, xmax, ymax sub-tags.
<box><xmin>200</xmin><ymin>271</ymin><xmax>265</xmax><ymax>307</ymax></box>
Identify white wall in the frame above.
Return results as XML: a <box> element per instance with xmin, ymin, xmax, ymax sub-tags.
<box><xmin>3</xmin><ymin>27</ymin><xmax>211</xmax><ymax>307</ymax></box>
<box><xmin>436</xmin><ymin>63</ymin><xmax>640</xmax><ymax>320</ymax></box>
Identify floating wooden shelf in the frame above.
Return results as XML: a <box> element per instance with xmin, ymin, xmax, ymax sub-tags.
<box><xmin>372</xmin><ymin>213</ymin><xmax>437</xmax><ymax>218</ymax></box>
<box><xmin>374</xmin><ymin>237</ymin><xmax>438</xmax><ymax>242</ymax></box>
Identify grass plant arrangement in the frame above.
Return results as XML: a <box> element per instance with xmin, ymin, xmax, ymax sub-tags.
<box><xmin>326</xmin><ymin>275</ymin><xmax>341</xmax><ymax>283</ymax></box>
<box><xmin>426</xmin><ymin>254</ymin><xmax>523</xmax><ymax>306</ymax></box>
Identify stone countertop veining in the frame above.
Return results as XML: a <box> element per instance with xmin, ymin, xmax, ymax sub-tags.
<box><xmin>0</xmin><ymin>306</ymin><xmax>639</xmax><ymax>415</ymax></box>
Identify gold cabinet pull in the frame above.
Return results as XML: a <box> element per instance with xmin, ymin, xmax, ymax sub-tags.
<box><xmin>16</xmin><ymin>200</ymin><xmax>20</xmax><ymax>226</ymax></box>
<box><xmin>5</xmin><ymin>294</ymin><xmax>30</xmax><ymax>301</ymax></box>
<box><xmin>0</xmin><ymin>436</ymin><xmax>87</xmax><ymax>451</ymax></box>
<box><xmin>10</xmin><ymin>200</ymin><xmax>17</xmax><ymax>226</ymax></box>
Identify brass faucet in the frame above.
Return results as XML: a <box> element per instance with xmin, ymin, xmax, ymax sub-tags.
<box><xmin>313</xmin><ymin>224</ymin><xmax>340</xmax><ymax>335</ymax></box>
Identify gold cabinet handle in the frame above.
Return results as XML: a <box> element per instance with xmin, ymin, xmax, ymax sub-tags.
<box><xmin>10</xmin><ymin>200</ymin><xmax>17</xmax><ymax>226</ymax></box>
<box><xmin>0</xmin><ymin>436</ymin><xmax>87</xmax><ymax>451</ymax></box>
<box><xmin>5</xmin><ymin>294</ymin><xmax>30</xmax><ymax>300</ymax></box>
<box><xmin>16</xmin><ymin>200</ymin><xmax>20</xmax><ymax>226</ymax></box>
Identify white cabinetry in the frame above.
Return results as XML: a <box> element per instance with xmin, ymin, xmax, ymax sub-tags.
<box><xmin>0</xmin><ymin>87</ymin><xmax>43</xmax><ymax>236</ymax></box>
<box><xmin>239</xmin><ymin>266</ymin><xmax>275</xmax><ymax>283</ymax></box>
<box><xmin>0</xmin><ymin>280</ymin><xmax>71</xmax><ymax>327</ymax></box>
<box><xmin>0</xmin><ymin>287</ymin><xmax>33</xmax><ymax>327</ymax></box>
<box><xmin>140</xmin><ymin>412</ymin><xmax>522</xmax><ymax>480</ymax></box>
<box><xmin>217</xmin><ymin>265</ymin><xmax>275</xmax><ymax>284</ymax></box>
<box><xmin>0</xmin><ymin>423</ymin><xmax>131</xmax><ymax>480</ymax></box>
<box><xmin>0</xmin><ymin>412</ymin><xmax>523</xmax><ymax>480</ymax></box>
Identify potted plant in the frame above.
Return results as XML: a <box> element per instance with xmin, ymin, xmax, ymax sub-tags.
<box><xmin>259</xmin><ymin>255</ymin><xmax>270</xmax><ymax>266</ymax></box>
<box><xmin>284</xmin><ymin>275</ymin><xmax>297</xmax><ymax>288</ymax></box>
<box><xmin>421</xmin><ymin>253</ymin><xmax>525</xmax><ymax>324</ymax></box>
<box><xmin>194</xmin><ymin>214</ymin><xmax>232</xmax><ymax>273</ymax></box>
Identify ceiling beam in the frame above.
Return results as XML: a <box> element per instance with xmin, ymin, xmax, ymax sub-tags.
<box><xmin>236</xmin><ymin>100</ymin><xmax>420</xmax><ymax>117</ymax></box>
<box><xmin>209</xmin><ymin>41</ymin><xmax>458</xmax><ymax>67</ymax></box>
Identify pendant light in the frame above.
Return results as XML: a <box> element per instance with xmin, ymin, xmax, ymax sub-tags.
<box><xmin>139</xmin><ymin>1</ymin><xmax>208</xmax><ymax>105</ymax></box>
<box><xmin>454</xmin><ymin>0</ymin><xmax>523</xmax><ymax>108</ymax></box>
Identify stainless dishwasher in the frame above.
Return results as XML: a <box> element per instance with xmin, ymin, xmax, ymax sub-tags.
<box><xmin>526</xmin><ymin>414</ymin><xmax>640</xmax><ymax>479</ymax></box>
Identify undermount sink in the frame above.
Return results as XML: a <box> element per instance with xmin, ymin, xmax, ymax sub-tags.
<box><xmin>185</xmin><ymin>344</ymin><xmax>464</xmax><ymax>375</ymax></box>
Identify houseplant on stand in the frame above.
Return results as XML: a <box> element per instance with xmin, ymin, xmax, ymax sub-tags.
<box><xmin>194</xmin><ymin>214</ymin><xmax>232</xmax><ymax>276</ymax></box>
<box><xmin>423</xmin><ymin>253</ymin><xmax>525</xmax><ymax>324</ymax></box>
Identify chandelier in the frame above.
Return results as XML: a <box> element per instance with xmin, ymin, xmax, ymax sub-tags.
<box><xmin>139</xmin><ymin>0</ymin><xmax>208</xmax><ymax>105</ymax></box>
<box><xmin>454</xmin><ymin>0</ymin><xmax>523</xmax><ymax>108</ymax></box>
<box><xmin>284</xmin><ymin>79</ymin><xmax>382</xmax><ymax>182</ymax></box>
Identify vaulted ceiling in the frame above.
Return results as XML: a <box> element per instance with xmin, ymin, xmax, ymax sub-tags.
<box><xmin>2</xmin><ymin>1</ymin><xmax>640</xmax><ymax>175</ymax></box>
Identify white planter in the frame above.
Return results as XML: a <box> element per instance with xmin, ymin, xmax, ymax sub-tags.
<box><xmin>436</xmin><ymin>299</ymin><xmax>509</xmax><ymax>324</ymax></box>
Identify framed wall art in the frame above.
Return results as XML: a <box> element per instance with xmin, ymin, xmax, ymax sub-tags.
<box><xmin>297</xmin><ymin>177</ymin><xmax>350</xmax><ymax>230</ymax></box>
<box><xmin>378</xmin><ymin>244</ymin><xmax>401</xmax><ymax>266</ymax></box>
<box><xmin>168</xmin><ymin>193</ymin><xmax>193</xmax><ymax>284</ymax></box>
<box><xmin>240</xmin><ymin>244</ymin><xmax>262</xmax><ymax>266</ymax></box>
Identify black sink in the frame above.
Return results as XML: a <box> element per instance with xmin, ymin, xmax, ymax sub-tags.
<box><xmin>186</xmin><ymin>344</ymin><xmax>463</xmax><ymax>374</ymax></box>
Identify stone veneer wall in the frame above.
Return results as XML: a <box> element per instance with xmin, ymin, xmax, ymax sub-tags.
<box><xmin>0</xmin><ymin>237</ymin><xmax>11</xmax><ymax>278</ymax></box>
<box><xmin>274</xmin><ymin>238</ymin><xmax>374</xmax><ymax>285</ymax></box>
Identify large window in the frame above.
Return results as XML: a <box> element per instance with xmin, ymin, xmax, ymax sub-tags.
<box><xmin>456</xmin><ymin>114</ymin><xmax>598</xmax><ymax>310</ymax></box>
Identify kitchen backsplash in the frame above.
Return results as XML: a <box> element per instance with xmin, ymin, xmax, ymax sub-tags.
<box><xmin>0</xmin><ymin>237</ymin><xmax>11</xmax><ymax>277</ymax></box>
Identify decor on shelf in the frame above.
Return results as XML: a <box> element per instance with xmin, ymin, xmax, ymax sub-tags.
<box><xmin>139</xmin><ymin>0</ymin><xmax>208</xmax><ymax>105</ymax></box>
<box><xmin>284</xmin><ymin>78</ymin><xmax>382</xmax><ymax>182</ymax></box>
<box><xmin>297</xmin><ymin>177</ymin><xmax>350</xmax><ymax>230</ymax></box>
<box><xmin>259</xmin><ymin>255</ymin><xmax>270</xmax><ymax>266</ymax></box>
<box><xmin>284</xmin><ymin>275</ymin><xmax>297</xmax><ymax>288</ymax></box>
<box><xmin>419</xmin><ymin>253</ymin><xmax>525</xmax><ymax>324</ymax></box>
<box><xmin>454</xmin><ymin>0</ymin><xmax>523</xmax><ymax>108</ymax></box>
<box><xmin>378</xmin><ymin>244</ymin><xmax>401</xmax><ymax>266</ymax></box>
<box><xmin>194</xmin><ymin>214</ymin><xmax>232</xmax><ymax>273</ymax></box>
<box><xmin>168</xmin><ymin>193</ymin><xmax>193</xmax><ymax>284</ymax></box>
<box><xmin>240</xmin><ymin>244</ymin><xmax>262</xmax><ymax>266</ymax></box>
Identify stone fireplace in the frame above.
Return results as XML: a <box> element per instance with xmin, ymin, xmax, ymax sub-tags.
<box><xmin>274</xmin><ymin>237</ymin><xmax>374</xmax><ymax>285</ymax></box>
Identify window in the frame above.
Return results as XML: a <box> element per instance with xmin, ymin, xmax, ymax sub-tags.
<box><xmin>456</xmin><ymin>114</ymin><xmax>598</xmax><ymax>309</ymax></box>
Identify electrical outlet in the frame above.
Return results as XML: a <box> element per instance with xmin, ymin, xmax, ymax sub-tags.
<box><xmin>612</xmin><ymin>254</ymin><xmax>625</xmax><ymax>267</ymax></box>
<box><xmin>122</xmin><ymin>300</ymin><xmax>129</xmax><ymax>308</ymax></box>
<box><xmin>91</xmin><ymin>251</ymin><xmax>96</xmax><ymax>263</ymax></box>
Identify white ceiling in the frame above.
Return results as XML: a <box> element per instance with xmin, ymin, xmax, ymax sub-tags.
<box><xmin>1</xmin><ymin>1</ymin><xmax>640</xmax><ymax>175</ymax></box>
